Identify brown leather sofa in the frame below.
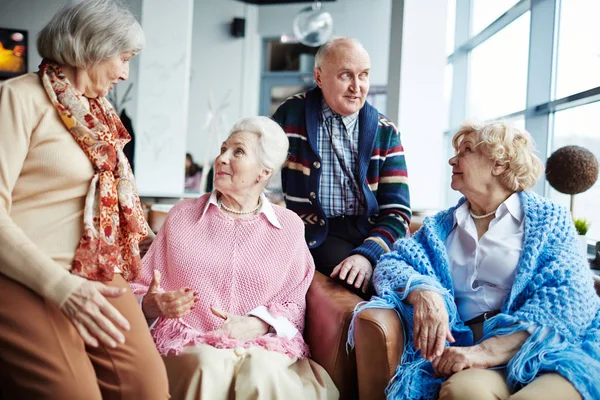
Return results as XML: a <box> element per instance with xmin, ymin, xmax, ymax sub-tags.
<box><xmin>305</xmin><ymin>271</ymin><xmax>364</xmax><ymax>399</ymax></box>
<box><xmin>303</xmin><ymin>219</ymin><xmax>424</xmax><ymax>400</ymax></box>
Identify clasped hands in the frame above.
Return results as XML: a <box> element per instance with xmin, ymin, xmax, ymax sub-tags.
<box><xmin>407</xmin><ymin>289</ymin><xmax>491</xmax><ymax>377</ymax></box>
<box><xmin>142</xmin><ymin>270</ymin><xmax>269</xmax><ymax>341</ymax></box>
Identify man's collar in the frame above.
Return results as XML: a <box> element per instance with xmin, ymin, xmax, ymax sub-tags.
<box><xmin>201</xmin><ymin>191</ymin><xmax>282</xmax><ymax>229</ymax></box>
<box><xmin>321</xmin><ymin>98</ymin><xmax>359</xmax><ymax>130</ymax></box>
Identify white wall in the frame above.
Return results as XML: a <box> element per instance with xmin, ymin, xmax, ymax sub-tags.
<box><xmin>186</xmin><ymin>0</ymin><xmax>260</xmax><ymax>168</ymax></box>
<box><xmin>388</xmin><ymin>0</ymin><xmax>449</xmax><ymax>212</ymax></box>
<box><xmin>257</xmin><ymin>0</ymin><xmax>392</xmax><ymax>86</ymax></box>
<box><xmin>134</xmin><ymin>0</ymin><xmax>194</xmax><ymax>196</ymax></box>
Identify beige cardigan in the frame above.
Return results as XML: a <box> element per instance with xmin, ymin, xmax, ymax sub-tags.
<box><xmin>0</xmin><ymin>73</ymin><xmax>149</xmax><ymax>307</ymax></box>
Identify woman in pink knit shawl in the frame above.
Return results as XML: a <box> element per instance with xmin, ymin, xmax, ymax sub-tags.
<box><xmin>131</xmin><ymin>117</ymin><xmax>338</xmax><ymax>399</ymax></box>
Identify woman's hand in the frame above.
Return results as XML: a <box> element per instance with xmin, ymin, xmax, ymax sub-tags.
<box><xmin>407</xmin><ymin>289</ymin><xmax>455</xmax><ymax>361</ymax></box>
<box><xmin>431</xmin><ymin>345</ymin><xmax>488</xmax><ymax>377</ymax></box>
<box><xmin>211</xmin><ymin>306</ymin><xmax>270</xmax><ymax>340</ymax></box>
<box><xmin>141</xmin><ymin>270</ymin><xmax>197</xmax><ymax>319</ymax></box>
<box><xmin>61</xmin><ymin>280</ymin><xmax>131</xmax><ymax>348</ymax></box>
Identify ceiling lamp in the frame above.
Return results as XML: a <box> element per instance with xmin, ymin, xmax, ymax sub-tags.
<box><xmin>292</xmin><ymin>1</ymin><xmax>333</xmax><ymax>47</ymax></box>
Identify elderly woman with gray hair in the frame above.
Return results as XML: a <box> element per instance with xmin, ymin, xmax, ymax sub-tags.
<box><xmin>131</xmin><ymin>116</ymin><xmax>339</xmax><ymax>400</ymax></box>
<box><xmin>354</xmin><ymin>121</ymin><xmax>600</xmax><ymax>399</ymax></box>
<box><xmin>0</xmin><ymin>0</ymin><xmax>168</xmax><ymax>398</ymax></box>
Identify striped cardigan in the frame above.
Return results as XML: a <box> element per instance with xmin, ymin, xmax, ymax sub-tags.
<box><xmin>272</xmin><ymin>87</ymin><xmax>411</xmax><ymax>264</ymax></box>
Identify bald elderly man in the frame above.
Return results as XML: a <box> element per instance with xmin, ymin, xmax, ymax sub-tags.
<box><xmin>273</xmin><ymin>37</ymin><xmax>411</xmax><ymax>295</ymax></box>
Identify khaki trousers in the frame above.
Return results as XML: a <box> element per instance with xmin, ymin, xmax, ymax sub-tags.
<box><xmin>0</xmin><ymin>272</ymin><xmax>169</xmax><ymax>400</ymax></box>
<box><xmin>439</xmin><ymin>368</ymin><xmax>581</xmax><ymax>400</ymax></box>
<box><xmin>163</xmin><ymin>344</ymin><xmax>339</xmax><ymax>400</ymax></box>
<box><xmin>439</xmin><ymin>322</ymin><xmax>581</xmax><ymax>400</ymax></box>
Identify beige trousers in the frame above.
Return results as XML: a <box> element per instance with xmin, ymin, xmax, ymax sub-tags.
<box><xmin>163</xmin><ymin>344</ymin><xmax>339</xmax><ymax>400</ymax></box>
<box><xmin>438</xmin><ymin>322</ymin><xmax>582</xmax><ymax>400</ymax></box>
<box><xmin>439</xmin><ymin>368</ymin><xmax>581</xmax><ymax>400</ymax></box>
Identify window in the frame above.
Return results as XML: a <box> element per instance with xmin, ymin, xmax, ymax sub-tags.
<box><xmin>446</xmin><ymin>0</ymin><xmax>456</xmax><ymax>55</ymax></box>
<box><xmin>471</xmin><ymin>0</ymin><xmax>520</xmax><ymax>35</ymax></box>
<box><xmin>448</xmin><ymin>0</ymin><xmax>600</xmax><ymax>245</ymax></box>
<box><xmin>467</xmin><ymin>13</ymin><xmax>530</xmax><ymax>121</ymax></box>
<box><xmin>549</xmin><ymin>102</ymin><xmax>600</xmax><ymax>240</ymax></box>
<box><xmin>444</xmin><ymin>63</ymin><xmax>454</xmax><ymax>130</ymax></box>
<box><xmin>554</xmin><ymin>0</ymin><xmax>600</xmax><ymax>99</ymax></box>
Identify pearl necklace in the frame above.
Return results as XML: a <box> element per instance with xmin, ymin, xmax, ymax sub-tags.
<box><xmin>469</xmin><ymin>208</ymin><xmax>497</xmax><ymax>219</ymax></box>
<box><xmin>218</xmin><ymin>198</ymin><xmax>261</xmax><ymax>215</ymax></box>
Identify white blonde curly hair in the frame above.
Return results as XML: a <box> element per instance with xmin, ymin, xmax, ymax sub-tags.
<box><xmin>452</xmin><ymin>120</ymin><xmax>544</xmax><ymax>191</ymax></box>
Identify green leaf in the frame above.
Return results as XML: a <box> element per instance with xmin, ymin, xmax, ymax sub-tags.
<box><xmin>573</xmin><ymin>218</ymin><xmax>591</xmax><ymax>236</ymax></box>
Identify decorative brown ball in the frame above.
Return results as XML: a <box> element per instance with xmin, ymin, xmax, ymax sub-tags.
<box><xmin>546</xmin><ymin>145</ymin><xmax>598</xmax><ymax>195</ymax></box>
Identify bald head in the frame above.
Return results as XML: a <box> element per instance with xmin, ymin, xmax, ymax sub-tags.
<box><xmin>313</xmin><ymin>37</ymin><xmax>371</xmax><ymax>116</ymax></box>
<box><xmin>314</xmin><ymin>37</ymin><xmax>370</xmax><ymax>69</ymax></box>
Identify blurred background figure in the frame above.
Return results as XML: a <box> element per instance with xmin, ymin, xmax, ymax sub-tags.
<box><xmin>185</xmin><ymin>152</ymin><xmax>202</xmax><ymax>192</ymax></box>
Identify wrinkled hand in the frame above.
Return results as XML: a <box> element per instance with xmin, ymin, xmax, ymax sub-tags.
<box><xmin>142</xmin><ymin>270</ymin><xmax>197</xmax><ymax>319</ymax></box>
<box><xmin>407</xmin><ymin>289</ymin><xmax>455</xmax><ymax>361</ymax></box>
<box><xmin>61</xmin><ymin>279</ymin><xmax>131</xmax><ymax>348</ymax></box>
<box><xmin>432</xmin><ymin>345</ymin><xmax>488</xmax><ymax>377</ymax></box>
<box><xmin>330</xmin><ymin>254</ymin><xmax>373</xmax><ymax>293</ymax></box>
<box><xmin>139</xmin><ymin>236</ymin><xmax>154</xmax><ymax>259</ymax></box>
<box><xmin>211</xmin><ymin>306</ymin><xmax>270</xmax><ymax>341</ymax></box>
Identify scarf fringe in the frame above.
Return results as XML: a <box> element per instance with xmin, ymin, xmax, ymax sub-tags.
<box><xmin>152</xmin><ymin>317</ymin><xmax>310</xmax><ymax>360</ymax></box>
<box><xmin>483</xmin><ymin>314</ymin><xmax>600</xmax><ymax>399</ymax></box>
<box><xmin>350</xmin><ymin>275</ymin><xmax>473</xmax><ymax>399</ymax></box>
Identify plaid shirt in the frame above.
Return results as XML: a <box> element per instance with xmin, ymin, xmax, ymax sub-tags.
<box><xmin>317</xmin><ymin>100</ymin><xmax>366</xmax><ymax>217</ymax></box>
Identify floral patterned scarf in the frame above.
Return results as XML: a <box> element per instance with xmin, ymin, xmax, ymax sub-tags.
<box><xmin>39</xmin><ymin>60</ymin><xmax>147</xmax><ymax>282</ymax></box>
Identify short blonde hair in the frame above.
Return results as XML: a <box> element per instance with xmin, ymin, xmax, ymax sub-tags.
<box><xmin>37</xmin><ymin>0</ymin><xmax>144</xmax><ymax>68</ymax></box>
<box><xmin>452</xmin><ymin>120</ymin><xmax>543</xmax><ymax>191</ymax></box>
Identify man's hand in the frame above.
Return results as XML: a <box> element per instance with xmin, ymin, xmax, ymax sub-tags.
<box><xmin>330</xmin><ymin>254</ymin><xmax>373</xmax><ymax>293</ymax></box>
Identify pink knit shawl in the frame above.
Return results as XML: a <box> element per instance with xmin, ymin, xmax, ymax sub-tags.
<box><xmin>130</xmin><ymin>194</ymin><xmax>314</xmax><ymax>359</ymax></box>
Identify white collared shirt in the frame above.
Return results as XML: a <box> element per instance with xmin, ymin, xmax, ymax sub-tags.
<box><xmin>445</xmin><ymin>193</ymin><xmax>524</xmax><ymax>322</ymax></box>
<box><xmin>202</xmin><ymin>190</ymin><xmax>282</xmax><ymax>229</ymax></box>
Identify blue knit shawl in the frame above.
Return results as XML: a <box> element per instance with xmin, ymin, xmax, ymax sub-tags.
<box><xmin>351</xmin><ymin>191</ymin><xmax>600</xmax><ymax>399</ymax></box>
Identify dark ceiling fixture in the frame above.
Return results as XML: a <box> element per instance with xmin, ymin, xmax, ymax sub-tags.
<box><xmin>236</xmin><ymin>0</ymin><xmax>335</xmax><ymax>5</ymax></box>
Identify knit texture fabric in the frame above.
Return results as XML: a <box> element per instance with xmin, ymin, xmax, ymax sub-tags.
<box><xmin>130</xmin><ymin>194</ymin><xmax>314</xmax><ymax>359</ymax></box>
<box><xmin>272</xmin><ymin>87</ymin><xmax>411</xmax><ymax>264</ymax></box>
<box><xmin>352</xmin><ymin>191</ymin><xmax>600</xmax><ymax>399</ymax></box>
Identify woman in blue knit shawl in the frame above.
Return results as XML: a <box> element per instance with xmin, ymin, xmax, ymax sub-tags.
<box><xmin>356</xmin><ymin>121</ymin><xmax>600</xmax><ymax>399</ymax></box>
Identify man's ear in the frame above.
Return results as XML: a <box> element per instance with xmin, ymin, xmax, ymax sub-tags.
<box><xmin>492</xmin><ymin>160</ymin><xmax>508</xmax><ymax>176</ymax></box>
<box><xmin>314</xmin><ymin>68</ymin><xmax>323</xmax><ymax>88</ymax></box>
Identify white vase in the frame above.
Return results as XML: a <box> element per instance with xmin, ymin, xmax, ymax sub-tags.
<box><xmin>579</xmin><ymin>235</ymin><xmax>588</xmax><ymax>256</ymax></box>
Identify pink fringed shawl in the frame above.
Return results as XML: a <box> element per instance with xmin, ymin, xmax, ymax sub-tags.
<box><xmin>130</xmin><ymin>194</ymin><xmax>314</xmax><ymax>359</ymax></box>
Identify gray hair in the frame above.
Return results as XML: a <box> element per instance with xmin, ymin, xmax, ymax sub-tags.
<box><xmin>229</xmin><ymin>116</ymin><xmax>289</xmax><ymax>174</ymax></box>
<box><xmin>314</xmin><ymin>37</ymin><xmax>367</xmax><ymax>68</ymax></box>
<box><xmin>37</xmin><ymin>0</ymin><xmax>144</xmax><ymax>68</ymax></box>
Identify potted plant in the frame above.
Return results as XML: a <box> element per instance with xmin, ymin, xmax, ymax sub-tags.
<box><xmin>573</xmin><ymin>218</ymin><xmax>591</xmax><ymax>255</ymax></box>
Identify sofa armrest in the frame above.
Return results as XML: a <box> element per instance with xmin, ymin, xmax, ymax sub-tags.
<box><xmin>354</xmin><ymin>308</ymin><xmax>404</xmax><ymax>400</ymax></box>
<box><xmin>305</xmin><ymin>271</ymin><xmax>363</xmax><ymax>399</ymax></box>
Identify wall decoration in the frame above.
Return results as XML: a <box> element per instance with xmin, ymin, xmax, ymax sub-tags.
<box><xmin>0</xmin><ymin>27</ymin><xmax>28</xmax><ymax>80</ymax></box>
